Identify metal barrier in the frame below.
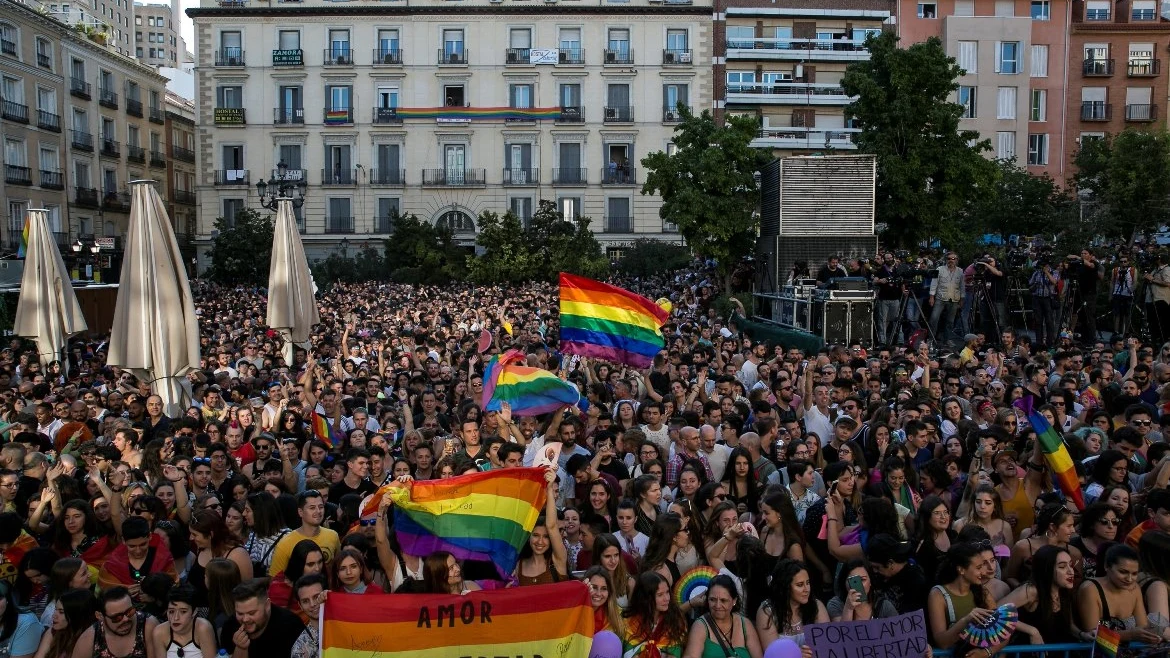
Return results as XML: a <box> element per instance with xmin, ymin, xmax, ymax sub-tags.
<box><xmin>932</xmin><ymin>643</ymin><xmax>1157</xmax><ymax>658</ymax></box>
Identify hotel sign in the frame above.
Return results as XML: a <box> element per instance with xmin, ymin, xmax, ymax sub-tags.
<box><xmin>272</xmin><ymin>49</ymin><xmax>303</xmax><ymax>66</ymax></box>
<box><xmin>214</xmin><ymin>108</ymin><xmax>246</xmax><ymax>125</ymax></box>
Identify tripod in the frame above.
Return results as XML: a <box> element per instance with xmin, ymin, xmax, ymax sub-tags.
<box><xmin>969</xmin><ymin>275</ymin><xmax>1004</xmax><ymax>344</ymax></box>
<box><xmin>1006</xmin><ymin>271</ymin><xmax>1032</xmax><ymax>335</ymax></box>
<box><xmin>895</xmin><ymin>285</ymin><xmax>936</xmax><ymax>348</ymax></box>
<box><xmin>1058</xmin><ymin>278</ymin><xmax>1080</xmax><ymax>338</ymax></box>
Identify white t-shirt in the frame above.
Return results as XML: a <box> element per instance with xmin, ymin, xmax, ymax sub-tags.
<box><xmin>803</xmin><ymin>405</ymin><xmax>834</xmax><ymax>447</ymax></box>
<box><xmin>701</xmin><ymin>444</ymin><xmax>733</xmax><ymax>482</ymax></box>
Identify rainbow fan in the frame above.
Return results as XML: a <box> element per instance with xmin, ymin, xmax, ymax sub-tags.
<box><xmin>960</xmin><ymin>603</ymin><xmax>1018</xmax><ymax>648</ymax></box>
<box><xmin>673</xmin><ymin>566</ymin><xmax>718</xmax><ymax>607</ymax></box>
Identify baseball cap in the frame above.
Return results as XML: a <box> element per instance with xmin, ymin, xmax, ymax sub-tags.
<box><xmin>993</xmin><ymin>449</ymin><xmax>1019</xmax><ymax>467</ymax></box>
<box><xmin>867</xmin><ymin>534</ymin><xmax>913</xmax><ymax>564</ymax></box>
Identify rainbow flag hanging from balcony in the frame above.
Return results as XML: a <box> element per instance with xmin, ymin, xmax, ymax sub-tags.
<box><xmin>16</xmin><ymin>217</ymin><xmax>29</xmax><ymax>258</ymax></box>
<box><xmin>324</xmin><ymin>109</ymin><xmax>351</xmax><ymax>125</ymax></box>
<box><xmin>395</xmin><ymin>106</ymin><xmax>561</xmax><ymax>121</ymax></box>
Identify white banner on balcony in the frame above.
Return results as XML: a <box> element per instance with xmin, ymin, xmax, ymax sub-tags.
<box><xmin>530</xmin><ymin>48</ymin><xmax>559</xmax><ymax>64</ymax></box>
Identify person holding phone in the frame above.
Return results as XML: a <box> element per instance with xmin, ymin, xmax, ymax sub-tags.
<box><xmin>827</xmin><ymin>559</ymin><xmax>897</xmax><ymax>621</ymax></box>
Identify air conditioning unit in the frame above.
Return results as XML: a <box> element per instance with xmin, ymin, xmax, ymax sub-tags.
<box><xmin>448</xmin><ymin>52</ymin><xmax>460</xmax><ymax>63</ymax></box>
<box><xmin>679</xmin><ymin>51</ymin><xmax>692</xmax><ymax>63</ymax></box>
<box><xmin>605</xmin><ymin>107</ymin><xmax>617</xmax><ymax>120</ymax></box>
<box><xmin>605</xmin><ymin>51</ymin><xmax>616</xmax><ymax>63</ymax></box>
<box><xmin>335</xmin><ymin>54</ymin><xmax>350</xmax><ymax>64</ymax></box>
<box><xmin>559</xmin><ymin>51</ymin><xmax>569</xmax><ymax>63</ymax></box>
<box><xmin>228</xmin><ymin>56</ymin><xmax>241</xmax><ymax>66</ymax></box>
<box><xmin>664</xmin><ymin>52</ymin><xmax>676</xmax><ymax>63</ymax></box>
<box><xmin>664</xmin><ymin>111</ymin><xmax>678</xmax><ymax>121</ymax></box>
<box><xmin>382</xmin><ymin>53</ymin><xmax>396</xmax><ymax>64</ymax></box>
<box><xmin>507</xmin><ymin>51</ymin><xmax>519</xmax><ymax>63</ymax></box>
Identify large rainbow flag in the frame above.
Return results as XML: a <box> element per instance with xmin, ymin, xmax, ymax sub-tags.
<box><xmin>394</xmin><ymin>106</ymin><xmax>561</xmax><ymax>120</ymax></box>
<box><xmin>482</xmin><ymin>349</ymin><xmax>582</xmax><ymax>415</ymax></box>
<box><xmin>1015</xmin><ymin>399</ymin><xmax>1085</xmax><ymax>511</ymax></box>
<box><xmin>321</xmin><ymin>583</ymin><xmax>594</xmax><ymax>658</ymax></box>
<box><xmin>309</xmin><ymin>410</ymin><xmax>339</xmax><ymax>448</ymax></box>
<box><xmin>559</xmin><ymin>273</ymin><xmax>670</xmax><ymax>368</ymax></box>
<box><xmin>361</xmin><ymin>468</ymin><xmax>549</xmax><ymax>578</ymax></box>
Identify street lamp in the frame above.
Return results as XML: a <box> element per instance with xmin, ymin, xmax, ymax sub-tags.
<box><xmin>256</xmin><ymin>160</ymin><xmax>308</xmax><ymax>210</ymax></box>
<box><xmin>339</xmin><ymin>237</ymin><xmax>349</xmax><ymax>258</ymax></box>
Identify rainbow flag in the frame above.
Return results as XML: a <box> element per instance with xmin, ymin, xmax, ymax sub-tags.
<box><xmin>361</xmin><ymin>468</ymin><xmax>548</xmax><ymax>578</ymax></box>
<box><xmin>321</xmin><ymin>583</ymin><xmax>594</xmax><ymax>658</ymax></box>
<box><xmin>1093</xmin><ymin>624</ymin><xmax>1121</xmax><ymax>658</ymax></box>
<box><xmin>1015</xmin><ymin>399</ymin><xmax>1085</xmax><ymax>511</ymax></box>
<box><xmin>394</xmin><ymin>106</ymin><xmax>561</xmax><ymax>121</ymax></box>
<box><xmin>309</xmin><ymin>410</ymin><xmax>339</xmax><ymax>448</ymax></box>
<box><xmin>559</xmin><ymin>273</ymin><xmax>670</xmax><ymax>368</ymax></box>
<box><xmin>324</xmin><ymin>109</ymin><xmax>351</xmax><ymax>125</ymax></box>
<box><xmin>16</xmin><ymin>217</ymin><xmax>29</xmax><ymax>258</ymax></box>
<box><xmin>482</xmin><ymin>349</ymin><xmax>582</xmax><ymax>415</ymax></box>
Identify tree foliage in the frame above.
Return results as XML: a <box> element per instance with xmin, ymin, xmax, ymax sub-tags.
<box><xmin>384</xmin><ymin>213</ymin><xmax>464</xmax><ymax>284</ymax></box>
<box><xmin>467</xmin><ymin>210</ymin><xmax>537</xmax><ymax>284</ymax></box>
<box><xmin>843</xmin><ymin>32</ymin><xmax>997</xmax><ymax>246</ymax></box>
<box><xmin>1073</xmin><ymin>130</ymin><xmax>1170</xmax><ymax>243</ymax></box>
<box><xmin>206</xmin><ymin>208</ymin><xmax>273</xmax><ymax>286</ymax></box>
<box><xmin>467</xmin><ymin>202</ymin><xmax>609</xmax><ymax>284</ymax></box>
<box><xmin>616</xmin><ymin>239</ymin><xmax>692</xmax><ymax>278</ymax></box>
<box><xmin>310</xmin><ymin>247</ymin><xmax>390</xmax><ymax>287</ymax></box>
<box><xmin>969</xmin><ymin>159</ymin><xmax>1075</xmax><ymax>242</ymax></box>
<box><xmin>641</xmin><ymin>107</ymin><xmax>771</xmax><ymax>287</ymax></box>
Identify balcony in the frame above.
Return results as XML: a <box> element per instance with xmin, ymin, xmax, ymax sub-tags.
<box><xmin>558</xmin><ymin>48</ymin><xmax>585</xmax><ymax>65</ymax></box>
<box><xmin>604</xmin><ymin>49</ymin><xmax>634</xmax><ymax>65</ymax></box>
<box><xmin>171</xmin><ymin>145</ymin><xmax>195</xmax><ymax>162</ymax></box>
<box><xmin>1083</xmin><ymin>58</ymin><xmax>1114</xmax><ymax>76</ymax></box>
<box><xmin>40</xmin><ymin>170</ymin><xmax>64</xmax><ymax>190</ymax></box>
<box><xmin>37</xmin><ymin>53</ymin><xmax>51</xmax><ymax>68</ymax></box>
<box><xmin>374</xmin><ymin>216</ymin><xmax>394</xmax><ymax>233</ymax></box>
<box><xmin>663</xmin><ymin>49</ymin><xmax>693</xmax><ymax>65</ymax></box>
<box><xmin>70</xmin><ymin>78</ymin><xmax>91</xmax><ymax>99</ymax></box>
<box><xmin>324</xmin><ymin>217</ymin><xmax>355</xmax><ymax>234</ymax></box>
<box><xmin>323</xmin><ymin>108</ymin><xmax>352</xmax><ymax>125</ymax></box>
<box><xmin>38</xmin><ymin>110</ymin><xmax>60</xmax><ymax>132</ymax></box>
<box><xmin>127</xmin><ymin>145</ymin><xmax>145</xmax><ymax>163</ymax></box>
<box><xmin>553</xmin><ymin>168</ymin><xmax>587</xmax><ymax>185</ymax></box>
<box><xmin>604</xmin><ymin>106</ymin><xmax>634</xmax><ymax>123</ymax></box>
<box><xmin>602</xmin><ymin>166</ymin><xmax>637</xmax><ymax>186</ymax></box>
<box><xmin>103</xmin><ymin>192</ymin><xmax>130</xmax><ymax>213</ymax></box>
<box><xmin>1126</xmin><ymin>104</ymin><xmax>1157</xmax><ymax>122</ymax></box>
<box><xmin>422</xmin><ymin>168</ymin><xmax>486</xmax><ymax>186</ymax></box>
<box><xmin>273</xmin><ymin>107</ymin><xmax>305</xmax><ymax>125</ymax></box>
<box><xmin>173</xmin><ymin>190</ymin><xmax>196</xmax><ymax>205</ymax></box>
<box><xmin>99</xmin><ymin>88</ymin><xmax>118</xmax><ymax>109</ymax></box>
<box><xmin>126</xmin><ymin>98</ymin><xmax>143</xmax><ymax>117</ymax></box>
<box><xmin>214</xmin><ymin>48</ymin><xmax>245</xmax><ymax>66</ymax></box>
<box><xmin>149</xmin><ymin>107</ymin><xmax>165</xmax><ymax>124</ymax></box>
<box><xmin>321</xmin><ymin>168</ymin><xmax>357</xmax><ymax>185</ymax></box>
<box><xmin>502</xmin><ymin>168</ymin><xmax>539</xmax><ymax>185</ymax></box>
<box><xmin>214</xmin><ymin>108</ymin><xmax>246</xmax><ymax>125</ymax></box>
<box><xmin>272</xmin><ymin>49</ymin><xmax>303</xmax><ymax>66</ymax></box>
<box><xmin>1</xmin><ymin>39</ymin><xmax>16</xmax><ymax>56</ymax></box>
<box><xmin>605</xmin><ymin>216</ymin><xmax>633</xmax><ymax>233</ymax></box>
<box><xmin>555</xmin><ymin>106</ymin><xmax>585</xmax><ymax>123</ymax></box>
<box><xmin>71</xmin><ymin>130</ymin><xmax>94</xmax><ymax>151</ymax></box>
<box><xmin>5</xmin><ymin>165</ymin><xmax>32</xmax><ymax>186</ymax></box>
<box><xmin>74</xmin><ymin>187</ymin><xmax>100</xmax><ymax>208</ymax></box>
<box><xmin>663</xmin><ymin>105</ymin><xmax>689</xmax><ymax>122</ymax></box>
<box><xmin>506</xmin><ymin>48</ymin><xmax>531</xmax><ymax>65</ymax></box>
<box><xmin>215</xmin><ymin>170</ymin><xmax>250</xmax><ymax>185</ymax></box>
<box><xmin>1081</xmin><ymin>101</ymin><xmax>1112</xmax><ymax>121</ymax></box>
<box><xmin>726</xmin><ymin>82</ymin><xmax>852</xmax><ymax>106</ymax></box>
<box><xmin>372</xmin><ymin>107</ymin><xmax>402</xmax><ymax>125</ymax></box>
<box><xmin>372</xmin><ymin>48</ymin><xmax>402</xmax><ymax>65</ymax></box>
<box><xmin>753</xmin><ymin>126</ymin><xmax>861</xmax><ymax>150</ymax></box>
<box><xmin>370</xmin><ymin>169</ymin><xmax>405</xmax><ymax>185</ymax></box>
<box><xmin>726</xmin><ymin>37</ymin><xmax>870</xmax><ymax>62</ymax></box>
<box><xmin>100</xmin><ymin>139</ymin><xmax>121</xmax><ymax>158</ymax></box>
<box><xmin>438</xmin><ymin>49</ymin><xmax>468</xmax><ymax>65</ymax></box>
<box><xmin>1</xmin><ymin>100</ymin><xmax>29</xmax><ymax>123</ymax></box>
<box><xmin>323</xmin><ymin>48</ymin><xmax>353</xmax><ymax>66</ymax></box>
<box><xmin>150</xmin><ymin>151</ymin><xmax>166</xmax><ymax>168</ymax></box>
<box><xmin>1128</xmin><ymin>59</ymin><xmax>1160</xmax><ymax>77</ymax></box>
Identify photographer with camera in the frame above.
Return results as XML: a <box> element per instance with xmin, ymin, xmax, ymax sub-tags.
<box><xmin>872</xmin><ymin>253</ymin><xmax>903</xmax><ymax>346</ymax></box>
<box><xmin>1029</xmin><ymin>258</ymin><xmax>1060</xmax><ymax>349</ymax></box>
<box><xmin>1111</xmin><ymin>253</ymin><xmax>1138</xmax><ymax>336</ymax></box>
<box><xmin>972</xmin><ymin>255</ymin><xmax>1007</xmax><ymax>342</ymax></box>
<box><xmin>1143</xmin><ymin>252</ymin><xmax>1170</xmax><ymax>344</ymax></box>
<box><xmin>1067</xmin><ymin>248</ymin><xmax>1104</xmax><ymax>344</ymax></box>
<box><xmin>929</xmin><ymin>252</ymin><xmax>964</xmax><ymax>345</ymax></box>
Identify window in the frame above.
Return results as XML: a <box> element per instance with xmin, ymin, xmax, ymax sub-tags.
<box><xmin>1031</xmin><ymin>0</ymin><xmax>1050</xmax><ymax>19</ymax></box>
<box><xmin>560</xmin><ymin>83</ymin><xmax>581</xmax><ymax>109</ymax></box>
<box><xmin>1086</xmin><ymin>0</ymin><xmax>1110</xmax><ymax>19</ymax></box>
<box><xmin>957</xmin><ymin>41</ymin><xmax>977</xmax><ymax>74</ymax></box>
<box><xmin>1027</xmin><ymin>134</ymin><xmax>1048</xmax><ymax>165</ymax></box>
<box><xmin>35</xmin><ymin>38</ymin><xmax>51</xmax><ymax>68</ymax></box>
<box><xmin>995</xmin><ymin>0</ymin><xmax>1015</xmax><ymax>16</ymax></box>
<box><xmin>5</xmin><ymin>139</ymin><xmax>26</xmax><ymax>167</ymax></box>
<box><xmin>996</xmin><ymin>132</ymin><xmax>1016</xmax><ymax>159</ymax></box>
<box><xmin>1030</xmin><ymin>89</ymin><xmax>1046</xmax><ymax>121</ymax></box>
<box><xmin>377</xmin><ymin>198</ymin><xmax>399</xmax><ymax>223</ymax></box>
<box><xmin>126</xmin><ymin>80</ymin><xmax>139</xmax><ymax>102</ymax></box>
<box><xmin>509</xmin><ymin>28</ymin><xmax>531</xmax><ymax>51</ymax></box>
<box><xmin>374</xmin><ymin>145</ymin><xmax>399</xmax><ymax>183</ymax></box>
<box><xmin>1126</xmin><ymin>87</ymin><xmax>1153</xmax><ymax>119</ymax></box>
<box><xmin>559</xmin><ymin>197</ymin><xmax>581</xmax><ymax>221</ymax></box>
<box><xmin>377</xmin><ymin>29</ymin><xmax>398</xmax><ymax>58</ymax></box>
<box><xmin>327</xmin><ymin>198</ymin><xmax>351</xmax><ymax>226</ymax></box>
<box><xmin>996</xmin><ymin>87</ymin><xmax>1017</xmax><ymax>119</ymax></box>
<box><xmin>958</xmin><ymin>86</ymin><xmax>976</xmax><ymax>118</ymax></box>
<box><xmin>101</xmin><ymin>117</ymin><xmax>115</xmax><ymax>141</ymax></box>
<box><xmin>726</xmin><ymin>26</ymin><xmax>754</xmax><ymax>49</ymax></box>
<box><xmin>127</xmin><ymin>125</ymin><xmax>139</xmax><ymax>146</ymax></box>
<box><xmin>0</xmin><ymin>22</ymin><xmax>17</xmax><ymax>56</ymax></box>
<box><xmin>1082</xmin><ymin>87</ymin><xmax>1108</xmax><ymax>119</ymax></box>
<box><xmin>607</xmin><ymin>198</ymin><xmax>631</xmax><ymax>232</ymax></box>
<box><xmin>221</xmin><ymin>144</ymin><xmax>244</xmax><ymax>170</ymax></box>
<box><xmin>376</xmin><ymin>86</ymin><xmax>398</xmax><ymax>109</ymax></box>
<box><xmin>505</xmin><ymin>143</ymin><xmax>532</xmax><ymax>182</ymax></box>
<box><xmin>327</xmin><ymin>85</ymin><xmax>351</xmax><ymax>111</ymax></box>
<box><xmin>222</xmin><ymin>199</ymin><xmax>245</xmax><ymax>225</ymax></box>
<box><xmin>666</xmin><ymin>29</ymin><xmax>688</xmax><ymax>52</ymax></box>
<box><xmin>1030</xmin><ymin>45</ymin><xmax>1048</xmax><ymax>77</ymax></box>
<box><xmin>509</xmin><ymin>84</ymin><xmax>533</xmax><ymax>109</ymax></box>
<box><xmin>442</xmin><ymin>29</ymin><xmax>464</xmax><ymax>58</ymax></box>
<box><xmin>278</xmin><ymin>30</ymin><xmax>300</xmax><ymax>50</ymax></box>
<box><xmin>2</xmin><ymin>76</ymin><xmax>23</xmax><ymax>105</ymax></box>
<box><xmin>73</xmin><ymin>160</ymin><xmax>90</xmax><ymax>188</ymax></box>
<box><xmin>99</xmin><ymin>69</ymin><xmax>114</xmax><ymax>93</ymax></box>
<box><xmin>559</xmin><ymin>27</ymin><xmax>581</xmax><ymax>52</ymax></box>
<box><xmin>216</xmin><ymin>85</ymin><xmax>242</xmax><ymax>108</ymax></box>
<box><xmin>40</xmin><ymin>146</ymin><xmax>58</xmax><ymax>171</ymax></box>
<box><xmin>917</xmin><ymin>2</ymin><xmax>937</xmax><ymax>18</ymax></box>
<box><xmin>726</xmin><ymin>70</ymin><xmax>756</xmax><ymax>93</ymax></box>
<box><xmin>997</xmin><ymin>41</ymin><xmax>1020</xmax><ymax>74</ymax></box>
<box><xmin>37</xmin><ymin>87</ymin><xmax>55</xmax><ymax>112</ymax></box>
<box><xmin>955</xmin><ymin>0</ymin><xmax>974</xmax><ymax>15</ymax></box>
<box><xmin>438</xmin><ymin>208</ymin><xmax>473</xmax><ymax>232</ymax></box>
<box><xmin>1133</xmin><ymin>0</ymin><xmax>1156</xmax><ymax>19</ymax></box>
<box><xmin>1130</xmin><ymin>44</ymin><xmax>1155</xmax><ymax>74</ymax></box>
<box><xmin>328</xmin><ymin>29</ymin><xmax>350</xmax><ymax>59</ymax></box>
<box><xmin>663</xmin><ymin>84</ymin><xmax>688</xmax><ymax>117</ymax></box>
<box><xmin>608</xmin><ymin>28</ymin><xmax>630</xmax><ymax>57</ymax></box>
<box><xmin>443</xmin><ymin>84</ymin><xmax>465</xmax><ymax>107</ymax></box>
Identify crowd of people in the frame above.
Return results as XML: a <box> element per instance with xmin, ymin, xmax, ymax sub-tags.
<box><xmin>2</xmin><ymin>259</ymin><xmax>1170</xmax><ymax>658</ymax></box>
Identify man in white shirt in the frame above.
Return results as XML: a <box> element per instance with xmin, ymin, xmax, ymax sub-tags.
<box><xmin>800</xmin><ymin>380</ymin><xmax>835</xmax><ymax>448</ymax></box>
<box><xmin>929</xmin><ymin>252</ymin><xmax>965</xmax><ymax>344</ymax></box>
<box><xmin>698</xmin><ymin>424</ymin><xmax>731</xmax><ymax>482</ymax></box>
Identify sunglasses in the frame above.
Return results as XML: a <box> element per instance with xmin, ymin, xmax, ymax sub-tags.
<box><xmin>104</xmin><ymin>608</ymin><xmax>136</xmax><ymax>623</ymax></box>
<box><xmin>1098</xmin><ymin>518</ymin><xmax>1120</xmax><ymax>527</ymax></box>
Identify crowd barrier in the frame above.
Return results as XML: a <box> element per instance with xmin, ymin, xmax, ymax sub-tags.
<box><xmin>931</xmin><ymin>643</ymin><xmax>1158</xmax><ymax>658</ymax></box>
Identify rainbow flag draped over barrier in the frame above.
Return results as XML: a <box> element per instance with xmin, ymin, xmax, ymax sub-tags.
<box><xmin>16</xmin><ymin>217</ymin><xmax>29</xmax><ymax>258</ymax></box>
<box><xmin>309</xmin><ymin>410</ymin><xmax>339</xmax><ymax>448</ymax></box>
<box><xmin>482</xmin><ymin>349</ymin><xmax>582</xmax><ymax>415</ymax></box>
<box><xmin>1015</xmin><ymin>398</ymin><xmax>1085</xmax><ymax>511</ymax></box>
<box><xmin>321</xmin><ymin>583</ymin><xmax>594</xmax><ymax>658</ymax></box>
<box><xmin>361</xmin><ymin>468</ymin><xmax>549</xmax><ymax>578</ymax></box>
<box><xmin>559</xmin><ymin>273</ymin><xmax>670</xmax><ymax>368</ymax></box>
<box><xmin>1093</xmin><ymin>623</ymin><xmax>1121</xmax><ymax>658</ymax></box>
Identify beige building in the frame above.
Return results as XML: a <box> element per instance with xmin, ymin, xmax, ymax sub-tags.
<box><xmin>42</xmin><ymin>0</ymin><xmax>136</xmax><ymax>58</ymax></box>
<box><xmin>187</xmin><ymin>0</ymin><xmax>710</xmax><ymax>262</ymax></box>
<box><xmin>1</xmin><ymin>0</ymin><xmax>168</xmax><ymax>258</ymax></box>
<box><xmin>134</xmin><ymin>1</ymin><xmax>184</xmax><ymax>67</ymax></box>
<box><xmin>165</xmin><ymin>90</ymin><xmax>195</xmax><ymax>268</ymax></box>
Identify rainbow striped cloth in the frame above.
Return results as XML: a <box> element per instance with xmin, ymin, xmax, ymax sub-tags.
<box><xmin>559</xmin><ymin>273</ymin><xmax>670</xmax><ymax>368</ymax></box>
<box><xmin>309</xmin><ymin>410</ymin><xmax>339</xmax><ymax>448</ymax></box>
<box><xmin>482</xmin><ymin>349</ymin><xmax>582</xmax><ymax>416</ymax></box>
<box><xmin>321</xmin><ymin>582</ymin><xmax>594</xmax><ymax>658</ymax></box>
<box><xmin>361</xmin><ymin>468</ymin><xmax>549</xmax><ymax>578</ymax></box>
<box><xmin>1014</xmin><ymin>398</ymin><xmax>1085</xmax><ymax>511</ymax></box>
<box><xmin>1093</xmin><ymin>623</ymin><xmax>1121</xmax><ymax>658</ymax></box>
<box><xmin>16</xmin><ymin>217</ymin><xmax>28</xmax><ymax>258</ymax></box>
<box><xmin>324</xmin><ymin>109</ymin><xmax>351</xmax><ymax>124</ymax></box>
<box><xmin>395</xmin><ymin>106</ymin><xmax>561</xmax><ymax>121</ymax></box>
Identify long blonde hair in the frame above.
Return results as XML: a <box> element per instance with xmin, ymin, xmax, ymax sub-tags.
<box><xmin>583</xmin><ymin>566</ymin><xmax>625</xmax><ymax>636</ymax></box>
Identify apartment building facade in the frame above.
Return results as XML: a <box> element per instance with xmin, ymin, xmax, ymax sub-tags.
<box><xmin>165</xmin><ymin>90</ymin><xmax>195</xmax><ymax>268</ymax></box>
<box><xmin>187</xmin><ymin>0</ymin><xmax>709</xmax><ymax>263</ymax></box>
<box><xmin>1</xmin><ymin>0</ymin><xmax>169</xmax><ymax>255</ymax></box>
<box><xmin>1063</xmin><ymin>0</ymin><xmax>1170</xmax><ymax>172</ymax></box>
<box><xmin>713</xmin><ymin>0</ymin><xmax>893</xmax><ymax>155</ymax></box>
<box><xmin>898</xmin><ymin>0</ymin><xmax>1070</xmax><ymax>180</ymax></box>
<box><xmin>134</xmin><ymin>2</ymin><xmax>182</xmax><ymax>67</ymax></box>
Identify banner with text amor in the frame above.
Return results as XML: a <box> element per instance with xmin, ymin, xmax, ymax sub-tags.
<box><xmin>806</xmin><ymin>610</ymin><xmax>929</xmax><ymax>658</ymax></box>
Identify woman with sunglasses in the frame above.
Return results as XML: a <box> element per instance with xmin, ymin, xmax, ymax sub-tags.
<box><xmin>1084</xmin><ymin>449</ymin><xmax>1132</xmax><ymax>506</ymax></box>
<box><xmin>1071</xmin><ymin>503</ymin><xmax>1121</xmax><ymax>579</ymax></box>
<box><xmin>149</xmin><ymin>584</ymin><xmax>215</xmax><ymax>658</ymax></box>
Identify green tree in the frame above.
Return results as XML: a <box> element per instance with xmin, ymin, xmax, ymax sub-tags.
<box><xmin>466</xmin><ymin>210</ymin><xmax>538</xmax><ymax>284</ymax></box>
<box><xmin>524</xmin><ymin>200</ymin><xmax>609</xmax><ymax>280</ymax></box>
<box><xmin>1074</xmin><ymin>129</ymin><xmax>1170</xmax><ymax>243</ymax></box>
<box><xmin>206</xmin><ymin>207</ymin><xmax>273</xmax><ymax>286</ymax></box>
<box><xmin>842</xmin><ymin>32</ymin><xmax>997</xmax><ymax>246</ymax></box>
<box><xmin>641</xmin><ymin>107</ymin><xmax>771</xmax><ymax>291</ymax></box>
<box><xmin>970</xmin><ymin>160</ymin><xmax>1074</xmax><ymax>243</ymax></box>
<box><xmin>384</xmin><ymin>213</ymin><xmax>463</xmax><ymax>283</ymax></box>
<box><xmin>616</xmin><ymin>239</ymin><xmax>692</xmax><ymax>278</ymax></box>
